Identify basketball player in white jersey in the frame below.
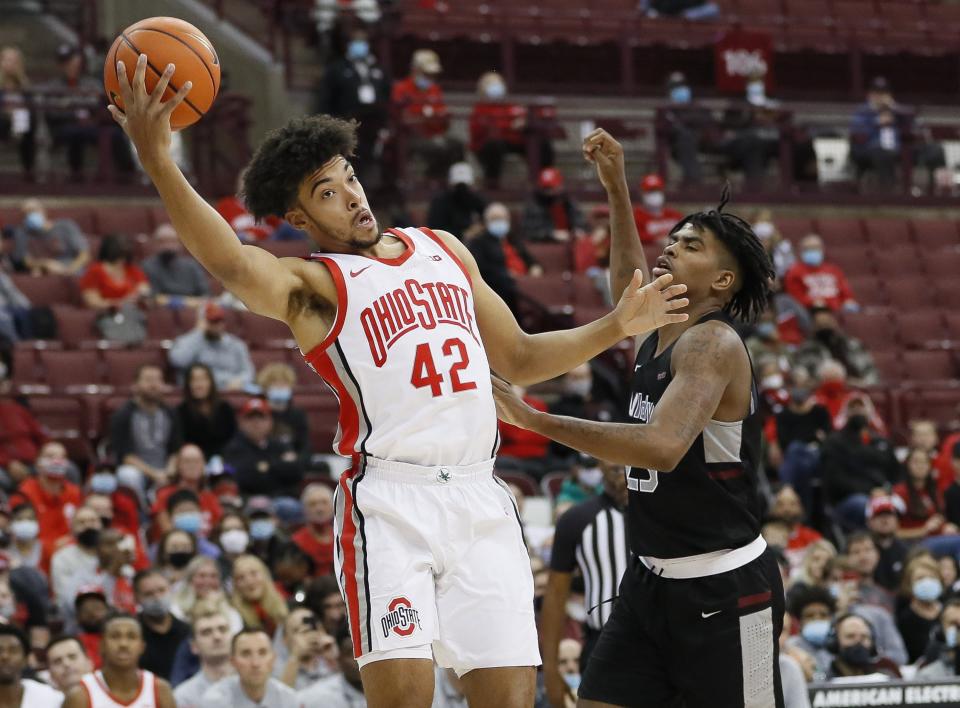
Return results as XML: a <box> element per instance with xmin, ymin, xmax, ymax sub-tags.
<box><xmin>0</xmin><ymin>624</ymin><xmax>64</xmax><ymax>707</ymax></box>
<box><xmin>108</xmin><ymin>55</ymin><xmax>688</xmax><ymax>708</ymax></box>
<box><xmin>62</xmin><ymin>614</ymin><xmax>175</xmax><ymax>708</ymax></box>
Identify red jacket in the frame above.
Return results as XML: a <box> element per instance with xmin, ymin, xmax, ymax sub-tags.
<box><xmin>498</xmin><ymin>396</ymin><xmax>551</xmax><ymax>458</ymax></box>
<box><xmin>783</xmin><ymin>261</ymin><xmax>856</xmax><ymax>311</ymax></box>
<box><xmin>633</xmin><ymin>206</ymin><xmax>683</xmax><ymax>245</ymax></box>
<box><xmin>215</xmin><ymin>196</ymin><xmax>281</xmax><ymax>242</ymax></box>
<box><xmin>0</xmin><ymin>399</ymin><xmax>48</xmax><ymax>467</ymax></box>
<box><xmin>291</xmin><ymin>524</ymin><xmax>335</xmax><ymax>577</ymax></box>
<box><xmin>469</xmin><ymin>101</ymin><xmax>527</xmax><ymax>152</ymax></box>
<box><xmin>11</xmin><ymin>478</ymin><xmax>81</xmax><ymax>546</ymax></box>
<box><xmin>935</xmin><ymin>432</ymin><xmax>960</xmax><ymax>496</ymax></box>
<box><xmin>392</xmin><ymin>77</ymin><xmax>450</xmax><ymax>138</ymax></box>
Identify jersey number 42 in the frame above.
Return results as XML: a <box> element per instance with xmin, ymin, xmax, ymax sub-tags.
<box><xmin>410</xmin><ymin>338</ymin><xmax>477</xmax><ymax>397</ymax></box>
<box><xmin>626</xmin><ymin>466</ymin><xmax>659</xmax><ymax>493</ymax></box>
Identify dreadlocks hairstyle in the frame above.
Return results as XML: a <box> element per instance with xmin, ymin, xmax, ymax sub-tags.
<box><xmin>242</xmin><ymin>115</ymin><xmax>358</xmax><ymax>220</ymax></box>
<box><xmin>668</xmin><ymin>184</ymin><xmax>775</xmax><ymax>323</ymax></box>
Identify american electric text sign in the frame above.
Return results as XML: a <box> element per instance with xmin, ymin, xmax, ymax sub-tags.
<box><xmin>809</xmin><ymin>680</ymin><xmax>960</xmax><ymax>707</ymax></box>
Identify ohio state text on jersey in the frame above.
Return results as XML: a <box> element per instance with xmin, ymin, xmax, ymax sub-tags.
<box><xmin>302</xmin><ymin>227</ymin><xmax>498</xmax><ymax>466</ymax></box>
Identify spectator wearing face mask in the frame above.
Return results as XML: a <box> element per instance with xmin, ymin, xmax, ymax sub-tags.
<box><xmin>825</xmin><ymin>613</ymin><xmax>901</xmax><ymax>681</ymax></box>
<box><xmin>632</xmin><ymin>174</ymin><xmax>683</xmax><ymax>245</ymax></box>
<box><xmin>169</xmin><ymin>302</ymin><xmax>255</xmax><ymax>392</ymax></box>
<box><xmin>521</xmin><ymin>167</ymin><xmax>587</xmax><ymax>243</ymax></box>
<box><xmin>850</xmin><ymin>77</ymin><xmax>910</xmax><ymax>191</ymax></box>
<box><xmin>897</xmin><ymin>556</ymin><xmax>946</xmax><ymax>663</ymax></box>
<box><xmin>243</xmin><ymin>496</ymin><xmax>289</xmax><ymax>568</ymax></box>
<box><xmin>291</xmin><ymin>484</ymin><xmax>334</xmax><ymax>577</ymax></box>
<box><xmin>50</xmin><ymin>506</ymin><xmax>102</xmax><ymax>609</ymax></box>
<box><xmin>813</xmin><ymin>361</ymin><xmax>885</xmax><ymax>434</ymax></box>
<box><xmin>556</xmin><ymin>455</ymin><xmax>605</xmax><ymax>506</ymax></box>
<box><xmin>255</xmin><ymin>363</ymin><xmax>310</xmax><ymax>464</ymax></box>
<box><xmin>660</xmin><ymin>71</ymin><xmax>712</xmax><ymax>186</ymax></box>
<box><xmin>316</xmin><ymin>27</ymin><xmax>390</xmax><ymax>183</ymax></box>
<box><xmin>157</xmin><ymin>529</ymin><xmax>198</xmax><ymax>586</ymax></box>
<box><xmin>796</xmin><ymin>307</ymin><xmax>878</xmax><ymax>387</ymax></box>
<box><xmin>917</xmin><ymin>598</ymin><xmax>960</xmax><ymax>679</ymax></box>
<box><xmin>746</xmin><ymin>312</ymin><xmax>800</xmax><ymax>378</ymax></box>
<box><xmin>10</xmin><ymin>441</ymin><xmax>81</xmax><ymax>548</ymax></box>
<box><xmin>164</xmin><ymin>489</ymin><xmax>224</xmax><ymax>559</ymax></box>
<box><xmin>214</xmin><ymin>512</ymin><xmax>250</xmax><ymax>578</ymax></box>
<box><xmin>784</xmin><ymin>234</ymin><xmax>859</xmax><ymax>313</ymax></box>
<box><xmin>6</xmin><ymin>503</ymin><xmax>40</xmax><ymax>571</ymax></box>
<box><xmin>753</xmin><ymin>210</ymin><xmax>795</xmax><ymax>279</ymax></box>
<box><xmin>86</xmin><ymin>468</ymin><xmax>139</xmax><ymax>538</ymax></box>
<box><xmin>151</xmin><ymin>444</ymin><xmax>223</xmax><ymax>540</ymax></box>
<box><xmin>12</xmin><ymin>198</ymin><xmax>90</xmax><ymax>276</ymax></box>
<box><xmin>135</xmin><ymin>568</ymin><xmax>190</xmax><ymax>680</ymax></box>
<box><xmin>786</xmin><ymin>586</ymin><xmax>836</xmax><ymax>679</ymax></box>
<box><xmin>467</xmin><ymin>202</ymin><xmax>541</xmax><ymax>316</ymax></box>
<box><xmin>426</xmin><ymin>162</ymin><xmax>487</xmax><ymax>240</ymax></box>
<box><xmin>142</xmin><ymin>224</ymin><xmax>210</xmax><ymax>307</ymax></box>
<box><xmin>391</xmin><ymin>49</ymin><xmax>462</xmax><ymax>181</ymax></box>
<box><xmin>469</xmin><ymin>71</ymin><xmax>555</xmax><ymax>189</ymax></box>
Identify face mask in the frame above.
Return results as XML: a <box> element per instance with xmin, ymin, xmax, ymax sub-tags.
<box><xmin>79</xmin><ymin>621</ymin><xmax>102</xmax><ymax>634</ymax></box>
<box><xmin>250</xmin><ymin>519</ymin><xmax>276</xmax><ymax>540</ymax></box>
<box><xmin>913</xmin><ymin>577</ymin><xmax>943</xmax><ymax>602</ymax></box>
<box><xmin>946</xmin><ymin>625</ymin><xmax>958</xmax><ymax>649</ymax></box>
<box><xmin>76</xmin><ymin>529</ymin><xmax>100</xmax><ymax>549</ymax></box>
<box><xmin>563</xmin><ymin>674</ymin><xmax>582</xmax><ymax>692</ymax></box>
<box><xmin>100</xmin><ymin>516</ymin><xmax>113</xmax><ymax>529</ymax></box>
<box><xmin>10</xmin><ymin>519</ymin><xmax>38</xmax><ymax>541</ymax></box>
<box><xmin>790</xmin><ymin>387</ymin><xmax>810</xmax><ymax>404</ymax></box>
<box><xmin>24</xmin><ymin>212</ymin><xmax>44</xmax><ymax>231</ymax></box>
<box><xmin>755</xmin><ymin>322</ymin><xmax>777</xmax><ymax>340</ymax></box>
<box><xmin>90</xmin><ymin>473</ymin><xmax>118</xmax><ymax>495</ymax></box>
<box><xmin>487</xmin><ymin>219</ymin><xmax>510</xmax><ymax>238</ymax></box>
<box><xmin>267</xmin><ymin>387</ymin><xmax>293</xmax><ymax>408</ymax></box>
<box><xmin>761</xmin><ymin>374</ymin><xmax>784</xmax><ymax>391</ymax></box>
<box><xmin>346</xmin><ymin>39</ymin><xmax>369</xmax><ymax>61</ymax></box>
<box><xmin>565</xmin><ymin>379</ymin><xmax>592</xmax><ymax>399</ymax></box>
<box><xmin>219</xmin><ymin>529</ymin><xmax>249</xmax><ymax>554</ymax></box>
<box><xmin>753</xmin><ymin>221</ymin><xmax>775</xmax><ymax>240</ymax></box>
<box><xmin>168</xmin><ymin>551</ymin><xmax>194</xmax><ymax>570</ymax></box>
<box><xmin>577</xmin><ymin>467</ymin><xmax>604</xmax><ymax>488</ymax></box>
<box><xmin>847</xmin><ymin>414</ymin><xmax>869</xmax><ymax>432</ymax></box>
<box><xmin>173</xmin><ymin>512</ymin><xmax>204</xmax><ymax>535</ymax></box>
<box><xmin>158</xmin><ymin>250</ymin><xmax>177</xmax><ymax>265</ymax></box>
<box><xmin>801</xmin><ymin>249</ymin><xmax>824</xmax><ymax>267</ymax></box>
<box><xmin>414</xmin><ymin>75</ymin><xmax>432</xmax><ymax>90</ymax></box>
<box><xmin>642</xmin><ymin>192</ymin><xmax>665</xmax><ymax>210</ymax></box>
<box><xmin>828</xmin><ymin>583</ymin><xmax>841</xmax><ymax>599</ymax></box>
<box><xmin>801</xmin><ymin>619</ymin><xmax>831</xmax><ymax>647</ymax></box>
<box><xmin>204</xmin><ymin>330</ymin><xmax>223</xmax><ymax>342</ymax></box>
<box><xmin>39</xmin><ymin>460</ymin><xmax>69</xmax><ymax>478</ymax></box>
<box><xmin>140</xmin><ymin>595</ymin><xmax>170</xmax><ymax>619</ymax></box>
<box><xmin>839</xmin><ymin>644</ymin><xmax>873</xmax><ymax>667</ymax></box>
<box><xmin>669</xmin><ymin>85</ymin><xmax>691</xmax><ymax>104</ymax></box>
<box><xmin>485</xmin><ymin>81</ymin><xmax>506</xmax><ymax>100</ymax></box>
<box><xmin>0</xmin><ymin>603</ymin><xmax>15</xmax><ymax>620</ymax></box>
<box><xmin>746</xmin><ymin>81</ymin><xmax>766</xmax><ymax>104</ymax></box>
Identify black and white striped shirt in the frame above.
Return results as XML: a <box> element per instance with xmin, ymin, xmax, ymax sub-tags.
<box><xmin>550</xmin><ymin>493</ymin><xmax>629</xmax><ymax>630</ymax></box>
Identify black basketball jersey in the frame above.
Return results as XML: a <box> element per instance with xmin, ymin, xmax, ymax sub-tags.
<box><xmin>626</xmin><ymin>310</ymin><xmax>764</xmax><ymax>558</ymax></box>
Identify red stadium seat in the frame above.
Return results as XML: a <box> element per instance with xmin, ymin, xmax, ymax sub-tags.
<box><xmin>847</xmin><ymin>274</ymin><xmax>887</xmax><ymax>307</ymax></box>
<box><xmin>885</xmin><ymin>276</ymin><xmax>930</xmax><ymax>309</ymax></box>
<box><xmin>251</xmin><ymin>349</ymin><xmax>291</xmax><ymax>373</ymax></box>
<box><xmin>773</xmin><ymin>216</ymin><xmax>817</xmax><ymax>243</ymax></box>
<box><xmin>570</xmin><ymin>274</ymin><xmax>606</xmax><ymax>308</ymax></box>
<box><xmin>10</xmin><ymin>274</ymin><xmax>78</xmax><ymax>307</ymax></box>
<box><xmin>298</xmin><ymin>392</ymin><xmax>341</xmax><ymax>455</ymax></box>
<box><xmin>102</xmin><ymin>349</ymin><xmax>168</xmax><ymax>388</ymax></box>
<box><xmin>901</xmin><ymin>350</ymin><xmax>958</xmax><ymax>382</ymax></box>
<box><xmin>516</xmin><ymin>274</ymin><xmax>573</xmax><ymax>311</ymax></box>
<box><xmin>52</xmin><ymin>306</ymin><xmax>99</xmax><ymax>347</ymax></box>
<box><xmin>93</xmin><ymin>206</ymin><xmax>153</xmax><ymax>236</ymax></box>
<box><xmin>27</xmin><ymin>395</ymin><xmax>85</xmax><ymax>435</ymax></box>
<box><xmin>145</xmin><ymin>308</ymin><xmax>182</xmax><ymax>340</ymax></box>
<box><xmin>827</xmin><ymin>246</ymin><xmax>874</xmax><ymax>276</ymax></box>
<box><xmin>541</xmin><ymin>471</ymin><xmax>569</xmax><ymax>499</ymax></box>
<box><xmin>862</xmin><ymin>218</ymin><xmax>913</xmax><ymax>247</ymax></box>
<box><xmin>901</xmin><ymin>389</ymin><xmax>960</xmax><ymax>429</ymax></box>
<box><xmin>527</xmin><ymin>242</ymin><xmax>572</xmax><ymax>273</ymax></box>
<box><xmin>38</xmin><ymin>350</ymin><xmax>102</xmax><ymax>390</ymax></box>
<box><xmin>894</xmin><ymin>310</ymin><xmax>948</xmax><ymax>349</ymax></box>
<box><xmin>236</xmin><ymin>311</ymin><xmax>294</xmax><ymax>344</ymax></box>
<box><xmin>873</xmin><ymin>248</ymin><xmax>918</xmax><ymax>277</ymax></box>
<box><xmin>11</xmin><ymin>345</ymin><xmax>40</xmax><ymax>386</ymax></box>
<box><xmin>921</xmin><ymin>249</ymin><xmax>960</xmax><ymax>280</ymax></box>
<box><xmin>495</xmin><ymin>470</ymin><xmax>539</xmax><ymax>498</ymax></box>
<box><xmin>841</xmin><ymin>310</ymin><xmax>893</xmax><ymax>351</ymax></box>
<box><xmin>871</xmin><ymin>350</ymin><xmax>901</xmax><ymax>381</ymax></box>
<box><xmin>815</xmin><ymin>217</ymin><xmax>865</xmax><ymax>245</ymax></box>
<box><xmin>912</xmin><ymin>220</ymin><xmax>959</xmax><ymax>248</ymax></box>
<box><xmin>259</xmin><ymin>241</ymin><xmax>309</xmax><ymax>259</ymax></box>
<box><xmin>833</xmin><ymin>0</ymin><xmax>878</xmax><ymax>26</ymax></box>
<box><xmin>47</xmin><ymin>207</ymin><xmax>96</xmax><ymax>234</ymax></box>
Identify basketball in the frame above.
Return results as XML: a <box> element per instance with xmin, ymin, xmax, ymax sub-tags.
<box><xmin>103</xmin><ymin>16</ymin><xmax>220</xmax><ymax>130</ymax></box>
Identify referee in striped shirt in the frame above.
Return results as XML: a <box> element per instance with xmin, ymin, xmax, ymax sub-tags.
<box><xmin>541</xmin><ymin>458</ymin><xmax>629</xmax><ymax>708</ymax></box>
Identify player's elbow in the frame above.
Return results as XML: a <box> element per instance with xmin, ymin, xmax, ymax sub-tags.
<box><xmin>641</xmin><ymin>438</ymin><xmax>687</xmax><ymax>472</ymax></box>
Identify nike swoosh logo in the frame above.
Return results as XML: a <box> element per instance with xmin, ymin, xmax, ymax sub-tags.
<box><xmin>350</xmin><ymin>265</ymin><xmax>372</xmax><ymax>277</ymax></box>
<box><xmin>701</xmin><ymin>610</ymin><xmax>722</xmax><ymax>618</ymax></box>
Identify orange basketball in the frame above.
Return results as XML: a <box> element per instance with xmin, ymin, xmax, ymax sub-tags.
<box><xmin>103</xmin><ymin>17</ymin><xmax>220</xmax><ymax>130</ymax></box>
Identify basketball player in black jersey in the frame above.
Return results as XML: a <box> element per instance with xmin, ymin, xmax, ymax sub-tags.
<box><xmin>493</xmin><ymin>130</ymin><xmax>783</xmax><ymax>708</ymax></box>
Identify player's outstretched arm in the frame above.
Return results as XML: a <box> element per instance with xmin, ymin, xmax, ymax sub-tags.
<box><xmin>583</xmin><ymin>129</ymin><xmax>650</xmax><ymax>305</ymax></box>
<box><xmin>108</xmin><ymin>55</ymin><xmax>301</xmax><ymax>322</ymax></box>
<box><xmin>433</xmin><ymin>230</ymin><xmax>687</xmax><ymax>386</ymax></box>
<box><xmin>492</xmin><ymin>322</ymin><xmax>741</xmax><ymax>470</ymax></box>
<box><xmin>157</xmin><ymin>678</ymin><xmax>177</xmax><ymax>708</ymax></box>
<box><xmin>62</xmin><ymin>685</ymin><xmax>91</xmax><ymax>708</ymax></box>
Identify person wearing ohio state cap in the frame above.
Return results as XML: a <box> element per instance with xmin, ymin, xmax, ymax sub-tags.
<box><xmin>169</xmin><ymin>301</ymin><xmax>256</xmax><ymax>392</ymax></box>
<box><xmin>221</xmin><ymin>398</ymin><xmax>303</xmax><ymax>500</ymax></box>
<box><xmin>633</xmin><ymin>174</ymin><xmax>683</xmax><ymax>246</ymax></box>
<box><xmin>10</xmin><ymin>440</ymin><xmax>81</xmax><ymax>547</ymax></box>
<box><xmin>866</xmin><ymin>495</ymin><xmax>909</xmax><ymax>592</ymax></box>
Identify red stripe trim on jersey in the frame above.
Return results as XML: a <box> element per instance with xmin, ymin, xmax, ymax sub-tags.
<box><xmin>81</xmin><ymin>681</ymin><xmax>92</xmax><ymax>706</ymax></box>
<box><xmin>738</xmin><ymin>591</ymin><xmax>772</xmax><ymax>609</ymax></box>
<box><xmin>707</xmin><ymin>468</ymin><xmax>744</xmax><ymax>481</ymax></box>
<box><xmin>153</xmin><ymin>673</ymin><xmax>160</xmax><ymax>706</ymax></box>
<box><xmin>309</xmin><ymin>349</ymin><xmax>360</xmax><ymax>456</ymax></box>
<box><xmin>338</xmin><ymin>466</ymin><xmax>364</xmax><ymax>656</ymax></box>
<box><xmin>379</xmin><ymin>228</ymin><xmax>416</xmax><ymax>265</ymax></box>
<box><xmin>94</xmin><ymin>670</ymin><xmax>146</xmax><ymax>706</ymax></box>
<box><xmin>420</xmin><ymin>226</ymin><xmax>473</xmax><ymax>287</ymax></box>
<box><xmin>302</xmin><ymin>257</ymin><xmax>348</xmax><ymax>360</ymax></box>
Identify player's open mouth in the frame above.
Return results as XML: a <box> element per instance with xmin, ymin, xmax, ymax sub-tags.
<box><xmin>355</xmin><ymin>210</ymin><xmax>374</xmax><ymax>229</ymax></box>
<box><xmin>652</xmin><ymin>256</ymin><xmax>672</xmax><ymax>277</ymax></box>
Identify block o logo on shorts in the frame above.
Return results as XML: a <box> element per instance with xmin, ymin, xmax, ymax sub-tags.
<box><xmin>380</xmin><ymin>597</ymin><xmax>422</xmax><ymax>638</ymax></box>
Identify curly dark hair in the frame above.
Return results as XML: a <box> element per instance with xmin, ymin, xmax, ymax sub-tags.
<box><xmin>242</xmin><ymin>115</ymin><xmax>358</xmax><ymax>220</ymax></box>
<box><xmin>669</xmin><ymin>185</ymin><xmax>775</xmax><ymax>323</ymax></box>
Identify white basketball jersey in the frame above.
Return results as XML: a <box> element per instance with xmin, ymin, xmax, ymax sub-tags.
<box><xmin>80</xmin><ymin>670</ymin><xmax>158</xmax><ymax>708</ymax></box>
<box><xmin>303</xmin><ymin>227</ymin><xmax>498</xmax><ymax>466</ymax></box>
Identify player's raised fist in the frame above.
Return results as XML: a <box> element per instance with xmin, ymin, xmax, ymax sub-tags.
<box><xmin>582</xmin><ymin>127</ymin><xmax>626</xmax><ymax>192</ymax></box>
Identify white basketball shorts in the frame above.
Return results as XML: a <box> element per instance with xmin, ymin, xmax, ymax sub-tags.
<box><xmin>333</xmin><ymin>455</ymin><xmax>541</xmax><ymax>677</ymax></box>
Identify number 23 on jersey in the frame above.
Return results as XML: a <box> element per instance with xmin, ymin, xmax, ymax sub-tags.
<box><xmin>627</xmin><ymin>466</ymin><xmax>660</xmax><ymax>493</ymax></box>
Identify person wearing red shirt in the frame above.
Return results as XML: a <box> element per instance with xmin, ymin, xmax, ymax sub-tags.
<box><xmin>78</xmin><ymin>234</ymin><xmax>150</xmax><ymax>309</ymax></box>
<box><xmin>893</xmin><ymin>448</ymin><xmax>956</xmax><ymax>540</ymax></box>
<box><xmin>10</xmin><ymin>441</ymin><xmax>81</xmax><ymax>548</ymax></box>
<box><xmin>632</xmin><ymin>174</ymin><xmax>683</xmax><ymax>245</ymax></box>
<box><xmin>783</xmin><ymin>234</ymin><xmax>858</xmax><ymax>312</ymax></box>
<box><xmin>150</xmin><ymin>444</ymin><xmax>223</xmax><ymax>540</ymax></box>
<box><xmin>0</xmin><ymin>384</ymin><xmax>48</xmax><ymax>485</ymax></box>
<box><xmin>769</xmin><ymin>485</ymin><xmax>822</xmax><ymax>571</ymax></box>
<box><xmin>74</xmin><ymin>588</ymin><xmax>109</xmax><ymax>668</ymax></box>
<box><xmin>498</xmin><ymin>386</ymin><xmax>551</xmax><ymax>459</ymax></box>
<box><xmin>291</xmin><ymin>483</ymin><xmax>335</xmax><ymax>577</ymax></box>
<box><xmin>391</xmin><ymin>48</ymin><xmax>462</xmax><ymax>180</ymax></box>
<box><xmin>215</xmin><ymin>174</ymin><xmax>284</xmax><ymax>242</ymax></box>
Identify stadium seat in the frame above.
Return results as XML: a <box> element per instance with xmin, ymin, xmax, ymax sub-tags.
<box><xmin>540</xmin><ymin>471</ymin><xmax>568</xmax><ymax>499</ymax></box>
<box><xmin>827</xmin><ymin>245</ymin><xmax>874</xmax><ymax>276</ymax></box>
<box><xmin>251</xmin><ymin>348</ymin><xmax>290</xmax><ymax>373</ymax></box>
<box><xmin>495</xmin><ymin>470</ymin><xmax>539</xmax><ymax>498</ymax></box>
<box><xmin>871</xmin><ymin>350</ymin><xmax>901</xmax><ymax>381</ymax></box>
<box><xmin>901</xmin><ymin>389</ymin><xmax>960</xmax><ymax>430</ymax></box>
<box><xmin>27</xmin><ymin>395</ymin><xmax>85</xmax><ymax>435</ymax></box>
<box><xmin>102</xmin><ymin>349</ymin><xmax>168</xmax><ymax>388</ymax></box>
<box><xmin>10</xmin><ymin>346</ymin><xmax>39</xmax><ymax>386</ymax></box>
<box><xmin>47</xmin><ymin>207</ymin><xmax>96</xmax><ymax>234</ymax></box>
<box><xmin>236</xmin><ymin>311</ymin><xmax>293</xmax><ymax>343</ymax></box>
<box><xmin>894</xmin><ymin>310</ymin><xmax>948</xmax><ymax>349</ymax></box>
<box><xmin>885</xmin><ymin>276</ymin><xmax>930</xmax><ymax>309</ymax></box>
<box><xmin>52</xmin><ymin>306</ymin><xmax>99</xmax><ymax>347</ymax></box>
<box><xmin>847</xmin><ymin>274</ymin><xmax>886</xmax><ymax>306</ymax></box>
<box><xmin>290</xmin><ymin>354</ymin><xmax>323</xmax><ymax>390</ymax></box>
<box><xmin>145</xmin><ymin>308</ymin><xmax>182</xmax><ymax>340</ymax></box>
<box><xmin>10</xmin><ymin>275</ymin><xmax>78</xmax><ymax>307</ymax></box>
<box><xmin>873</xmin><ymin>248</ymin><xmax>918</xmax><ymax>277</ymax></box>
<box><xmin>93</xmin><ymin>206</ymin><xmax>153</xmax><ymax>236</ymax></box>
<box><xmin>516</xmin><ymin>274</ymin><xmax>573</xmax><ymax>311</ymax></box>
<box><xmin>38</xmin><ymin>350</ymin><xmax>102</xmax><ymax>390</ymax></box>
<box><xmin>773</xmin><ymin>216</ymin><xmax>816</xmax><ymax>243</ymax></box>
<box><xmin>863</xmin><ymin>218</ymin><xmax>913</xmax><ymax>247</ymax></box>
<box><xmin>815</xmin><ymin>217</ymin><xmax>864</xmax><ymax>246</ymax></box>
<box><xmin>912</xmin><ymin>219</ymin><xmax>959</xmax><ymax>248</ymax></box>
<box><xmin>527</xmin><ymin>242</ymin><xmax>572</xmax><ymax>273</ymax></box>
<box><xmin>901</xmin><ymin>350</ymin><xmax>958</xmax><ymax>382</ymax></box>
<box><xmin>841</xmin><ymin>310</ymin><xmax>893</xmax><ymax>351</ymax></box>
<box><xmin>570</xmin><ymin>274</ymin><xmax>607</xmax><ymax>308</ymax></box>
<box><xmin>298</xmin><ymin>393</ymin><xmax>341</xmax><ymax>454</ymax></box>
<box><xmin>921</xmin><ymin>249</ymin><xmax>960</xmax><ymax>279</ymax></box>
